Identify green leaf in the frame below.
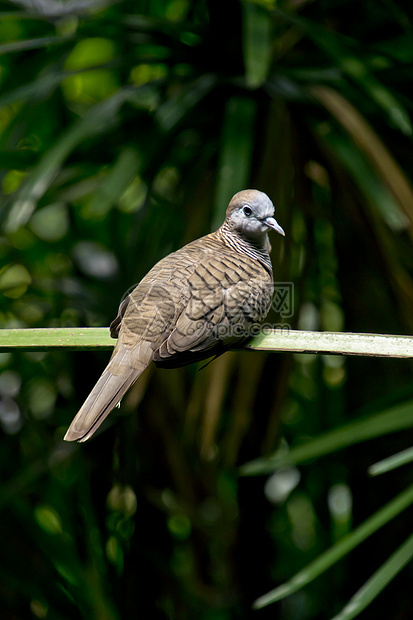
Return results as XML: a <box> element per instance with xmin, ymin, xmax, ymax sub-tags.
<box><xmin>0</xmin><ymin>36</ymin><xmax>69</xmax><ymax>55</ymax></box>
<box><xmin>0</xmin><ymin>63</ymin><xmax>121</xmax><ymax>111</ymax></box>
<box><xmin>35</xmin><ymin>504</ymin><xmax>63</xmax><ymax>535</ymax></box>
<box><xmin>0</xmin><ymin>264</ymin><xmax>31</xmax><ymax>298</ymax></box>
<box><xmin>275</xmin><ymin>8</ymin><xmax>412</xmax><ymax>134</ymax></box>
<box><xmin>155</xmin><ymin>74</ymin><xmax>217</xmax><ymax>132</ymax></box>
<box><xmin>213</xmin><ymin>96</ymin><xmax>256</xmax><ymax>229</ymax></box>
<box><xmin>3</xmin><ymin>87</ymin><xmax>139</xmax><ymax>232</ymax></box>
<box><xmin>309</xmin><ymin>86</ymin><xmax>413</xmax><ymax>224</ymax></box>
<box><xmin>253</xmin><ymin>483</ymin><xmax>413</xmax><ymax>609</ymax></box>
<box><xmin>82</xmin><ymin>148</ymin><xmax>141</xmax><ymax>219</ymax></box>
<box><xmin>241</xmin><ymin>399</ymin><xmax>413</xmax><ymax>476</ymax></box>
<box><xmin>242</xmin><ymin>1</ymin><xmax>273</xmax><ymax>88</ymax></box>
<box><xmin>331</xmin><ymin>532</ymin><xmax>413</xmax><ymax>620</ymax></box>
<box><xmin>369</xmin><ymin>446</ymin><xmax>413</xmax><ymax>476</ymax></box>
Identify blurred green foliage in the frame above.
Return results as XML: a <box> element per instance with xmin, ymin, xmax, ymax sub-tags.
<box><xmin>1</xmin><ymin>0</ymin><xmax>413</xmax><ymax>618</ymax></box>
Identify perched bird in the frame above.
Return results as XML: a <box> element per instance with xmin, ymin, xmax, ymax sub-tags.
<box><xmin>64</xmin><ymin>189</ymin><xmax>285</xmax><ymax>442</ymax></box>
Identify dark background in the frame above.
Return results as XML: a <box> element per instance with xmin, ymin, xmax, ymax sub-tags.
<box><xmin>1</xmin><ymin>0</ymin><xmax>413</xmax><ymax>618</ymax></box>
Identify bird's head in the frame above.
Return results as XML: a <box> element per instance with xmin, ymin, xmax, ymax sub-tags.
<box><xmin>225</xmin><ymin>189</ymin><xmax>285</xmax><ymax>244</ymax></box>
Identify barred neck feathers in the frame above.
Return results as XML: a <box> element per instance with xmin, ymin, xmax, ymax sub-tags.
<box><xmin>217</xmin><ymin>223</ymin><xmax>273</xmax><ymax>272</ymax></box>
<box><xmin>217</xmin><ymin>189</ymin><xmax>285</xmax><ymax>272</ymax></box>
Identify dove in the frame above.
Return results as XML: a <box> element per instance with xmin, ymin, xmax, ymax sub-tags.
<box><xmin>64</xmin><ymin>189</ymin><xmax>284</xmax><ymax>442</ymax></box>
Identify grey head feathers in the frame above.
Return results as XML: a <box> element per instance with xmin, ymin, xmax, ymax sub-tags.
<box><xmin>224</xmin><ymin>189</ymin><xmax>285</xmax><ymax>243</ymax></box>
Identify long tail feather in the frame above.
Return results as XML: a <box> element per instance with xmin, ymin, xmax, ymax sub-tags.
<box><xmin>64</xmin><ymin>343</ymin><xmax>151</xmax><ymax>442</ymax></box>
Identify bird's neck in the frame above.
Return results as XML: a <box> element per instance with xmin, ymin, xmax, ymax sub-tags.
<box><xmin>217</xmin><ymin>223</ymin><xmax>273</xmax><ymax>273</ymax></box>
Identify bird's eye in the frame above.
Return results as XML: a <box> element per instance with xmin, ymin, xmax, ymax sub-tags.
<box><xmin>242</xmin><ymin>205</ymin><xmax>252</xmax><ymax>217</ymax></box>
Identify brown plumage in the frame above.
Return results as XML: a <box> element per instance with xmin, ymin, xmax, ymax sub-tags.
<box><xmin>64</xmin><ymin>189</ymin><xmax>285</xmax><ymax>442</ymax></box>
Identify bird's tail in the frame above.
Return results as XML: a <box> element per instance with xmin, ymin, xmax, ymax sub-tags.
<box><xmin>64</xmin><ymin>342</ymin><xmax>152</xmax><ymax>442</ymax></box>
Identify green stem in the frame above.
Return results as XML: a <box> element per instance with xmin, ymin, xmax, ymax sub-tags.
<box><xmin>1</xmin><ymin>327</ymin><xmax>413</xmax><ymax>356</ymax></box>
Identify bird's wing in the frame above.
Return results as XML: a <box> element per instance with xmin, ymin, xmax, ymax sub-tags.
<box><xmin>109</xmin><ymin>294</ymin><xmax>130</xmax><ymax>338</ymax></box>
<box><xmin>154</xmin><ymin>252</ymin><xmax>271</xmax><ymax>364</ymax></box>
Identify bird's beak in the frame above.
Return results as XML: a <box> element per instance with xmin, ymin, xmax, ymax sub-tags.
<box><xmin>265</xmin><ymin>216</ymin><xmax>285</xmax><ymax>237</ymax></box>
